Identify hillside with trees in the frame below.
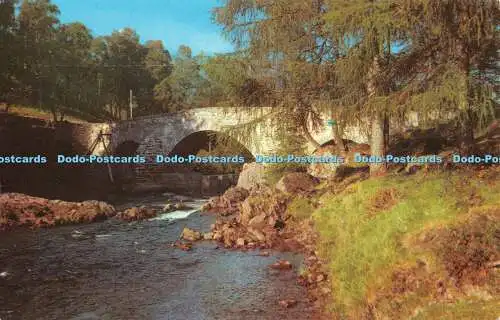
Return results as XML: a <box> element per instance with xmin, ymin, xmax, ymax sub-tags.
<box><xmin>0</xmin><ymin>0</ymin><xmax>221</xmax><ymax>121</ymax></box>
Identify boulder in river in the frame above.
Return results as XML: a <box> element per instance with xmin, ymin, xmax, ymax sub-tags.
<box><xmin>247</xmin><ymin>227</ymin><xmax>266</xmax><ymax>243</ymax></box>
<box><xmin>163</xmin><ymin>203</ymin><xmax>175</xmax><ymax>212</ymax></box>
<box><xmin>203</xmin><ymin>232</ymin><xmax>214</xmax><ymax>240</ymax></box>
<box><xmin>239</xmin><ymin>185</ymin><xmax>288</xmax><ymax>226</ymax></box>
<box><xmin>181</xmin><ymin>227</ymin><xmax>202</xmax><ymax>241</ymax></box>
<box><xmin>117</xmin><ymin>206</ymin><xmax>157</xmax><ymax>222</ymax></box>
<box><xmin>236</xmin><ymin>237</ymin><xmax>246</xmax><ymax>247</ymax></box>
<box><xmin>269</xmin><ymin>260</ymin><xmax>293</xmax><ymax>270</ymax></box>
<box><xmin>202</xmin><ymin>186</ymin><xmax>249</xmax><ymax>216</ymax></box>
<box><xmin>278</xmin><ymin>299</ymin><xmax>298</xmax><ymax>308</ymax></box>
<box><xmin>208</xmin><ymin>184</ymin><xmax>290</xmax><ymax>248</ymax></box>
<box><xmin>0</xmin><ymin>193</ymin><xmax>116</xmax><ymax>230</ymax></box>
<box><xmin>172</xmin><ymin>240</ymin><xmax>193</xmax><ymax>251</ymax></box>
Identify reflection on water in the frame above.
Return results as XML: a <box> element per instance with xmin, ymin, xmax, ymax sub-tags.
<box><xmin>0</xmin><ymin>195</ymin><xmax>314</xmax><ymax>320</ymax></box>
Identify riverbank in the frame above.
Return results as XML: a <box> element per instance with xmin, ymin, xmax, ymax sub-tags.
<box><xmin>313</xmin><ymin>166</ymin><xmax>499</xmax><ymax>319</ymax></box>
<box><xmin>199</xmin><ymin>164</ymin><xmax>499</xmax><ymax>319</ymax></box>
<box><xmin>0</xmin><ymin>193</ymin><xmax>116</xmax><ymax>230</ymax></box>
<box><xmin>0</xmin><ymin>192</ymin><xmax>208</xmax><ymax>232</ymax></box>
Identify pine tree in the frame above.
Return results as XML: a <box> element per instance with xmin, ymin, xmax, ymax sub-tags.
<box><xmin>324</xmin><ymin>0</ymin><xmax>407</xmax><ymax>174</ymax></box>
<box><xmin>0</xmin><ymin>0</ymin><xmax>18</xmax><ymax>106</ymax></box>
<box><xmin>213</xmin><ymin>0</ymin><xmax>340</xmax><ymax>150</ymax></box>
<box><xmin>396</xmin><ymin>0</ymin><xmax>499</xmax><ymax>150</ymax></box>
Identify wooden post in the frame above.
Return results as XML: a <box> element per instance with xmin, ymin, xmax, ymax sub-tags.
<box><xmin>129</xmin><ymin>89</ymin><xmax>133</xmax><ymax>120</ymax></box>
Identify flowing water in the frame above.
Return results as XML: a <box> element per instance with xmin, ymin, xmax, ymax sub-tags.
<box><xmin>0</xmin><ymin>194</ymin><xmax>315</xmax><ymax>320</ymax></box>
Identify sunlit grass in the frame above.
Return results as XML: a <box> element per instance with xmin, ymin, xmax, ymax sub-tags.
<box><xmin>313</xmin><ymin>169</ymin><xmax>499</xmax><ymax>318</ymax></box>
<box><xmin>3</xmin><ymin>105</ymin><xmax>89</xmax><ymax>123</ymax></box>
<box><xmin>286</xmin><ymin>196</ymin><xmax>315</xmax><ymax>221</ymax></box>
<box><xmin>410</xmin><ymin>298</ymin><xmax>499</xmax><ymax>320</ymax></box>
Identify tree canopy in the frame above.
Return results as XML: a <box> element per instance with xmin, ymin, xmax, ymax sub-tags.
<box><xmin>0</xmin><ymin>0</ymin><xmax>497</xmax><ymax>169</ymax></box>
<box><xmin>213</xmin><ymin>0</ymin><xmax>499</xmax><ymax>173</ymax></box>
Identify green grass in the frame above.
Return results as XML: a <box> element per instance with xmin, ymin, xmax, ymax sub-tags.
<box><xmin>3</xmin><ymin>105</ymin><xmax>89</xmax><ymax>123</ymax></box>
<box><xmin>313</xmin><ymin>169</ymin><xmax>500</xmax><ymax>319</ymax></box>
<box><xmin>410</xmin><ymin>298</ymin><xmax>499</xmax><ymax>320</ymax></box>
<box><xmin>286</xmin><ymin>196</ymin><xmax>316</xmax><ymax>221</ymax></box>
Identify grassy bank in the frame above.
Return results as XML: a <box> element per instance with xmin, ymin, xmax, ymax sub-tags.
<box><xmin>313</xmin><ymin>168</ymin><xmax>499</xmax><ymax>319</ymax></box>
<box><xmin>1</xmin><ymin>104</ymin><xmax>92</xmax><ymax>123</ymax></box>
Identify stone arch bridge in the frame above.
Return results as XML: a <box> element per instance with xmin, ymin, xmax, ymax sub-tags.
<box><xmin>81</xmin><ymin>107</ymin><xmax>371</xmax><ymax>194</ymax></box>
<box><xmin>90</xmin><ymin>107</ymin><xmax>368</xmax><ymax>158</ymax></box>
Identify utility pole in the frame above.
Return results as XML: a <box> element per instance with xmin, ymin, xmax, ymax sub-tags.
<box><xmin>129</xmin><ymin>89</ymin><xmax>133</xmax><ymax>120</ymax></box>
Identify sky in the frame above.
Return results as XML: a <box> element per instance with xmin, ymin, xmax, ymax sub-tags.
<box><xmin>52</xmin><ymin>0</ymin><xmax>234</xmax><ymax>55</ymax></box>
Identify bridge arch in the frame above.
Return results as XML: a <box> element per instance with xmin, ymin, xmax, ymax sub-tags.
<box><xmin>116</xmin><ymin>124</ymin><xmax>258</xmax><ymax>193</ymax></box>
<box><xmin>168</xmin><ymin>130</ymin><xmax>254</xmax><ymax>159</ymax></box>
<box><xmin>131</xmin><ymin>111</ymin><xmax>264</xmax><ymax>161</ymax></box>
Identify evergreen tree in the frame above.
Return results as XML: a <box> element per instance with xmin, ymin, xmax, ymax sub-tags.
<box><xmin>324</xmin><ymin>0</ymin><xmax>409</xmax><ymax>174</ymax></box>
<box><xmin>0</xmin><ymin>0</ymin><xmax>18</xmax><ymax>106</ymax></box>
<box><xmin>17</xmin><ymin>0</ymin><xmax>61</xmax><ymax>118</ymax></box>
<box><xmin>213</xmin><ymin>0</ymin><xmax>340</xmax><ymax>152</ymax></box>
<box><xmin>396</xmin><ymin>0</ymin><xmax>499</xmax><ymax>149</ymax></box>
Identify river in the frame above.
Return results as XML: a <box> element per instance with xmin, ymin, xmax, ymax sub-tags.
<box><xmin>0</xmin><ymin>194</ymin><xmax>315</xmax><ymax>320</ymax></box>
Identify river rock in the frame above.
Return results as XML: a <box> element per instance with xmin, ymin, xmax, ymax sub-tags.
<box><xmin>96</xmin><ymin>201</ymin><xmax>115</xmax><ymax>216</ymax></box>
<box><xmin>0</xmin><ymin>193</ymin><xmax>117</xmax><ymax>230</ymax></box>
<box><xmin>237</xmin><ymin>162</ymin><xmax>267</xmax><ymax>190</ymax></box>
<box><xmin>174</xmin><ymin>202</ymin><xmax>188</xmax><ymax>210</ymax></box>
<box><xmin>270</xmin><ymin>260</ymin><xmax>292</xmax><ymax>270</ymax></box>
<box><xmin>212</xmin><ymin>231</ymin><xmax>223</xmax><ymax>241</ymax></box>
<box><xmin>202</xmin><ymin>186</ymin><xmax>249</xmax><ymax>216</ymax></box>
<box><xmin>279</xmin><ymin>299</ymin><xmax>298</xmax><ymax>308</ymax></box>
<box><xmin>181</xmin><ymin>227</ymin><xmax>202</xmax><ymax>241</ymax></box>
<box><xmin>239</xmin><ymin>186</ymin><xmax>288</xmax><ymax>226</ymax></box>
<box><xmin>163</xmin><ymin>203</ymin><xmax>175</xmax><ymax>212</ymax></box>
<box><xmin>247</xmin><ymin>227</ymin><xmax>266</xmax><ymax>242</ymax></box>
<box><xmin>236</xmin><ymin>238</ymin><xmax>246</xmax><ymax>247</ymax></box>
<box><xmin>203</xmin><ymin>232</ymin><xmax>214</xmax><ymax>240</ymax></box>
<box><xmin>208</xmin><ymin>185</ymin><xmax>290</xmax><ymax>248</ymax></box>
<box><xmin>172</xmin><ymin>241</ymin><xmax>193</xmax><ymax>251</ymax></box>
<box><xmin>208</xmin><ymin>181</ymin><xmax>319</xmax><ymax>250</ymax></box>
<box><xmin>118</xmin><ymin>206</ymin><xmax>156</xmax><ymax>222</ymax></box>
<box><xmin>222</xmin><ymin>227</ymin><xmax>237</xmax><ymax>247</ymax></box>
<box><xmin>275</xmin><ymin>172</ymin><xmax>318</xmax><ymax>194</ymax></box>
<box><xmin>248</xmin><ymin>213</ymin><xmax>267</xmax><ymax>228</ymax></box>
<box><xmin>247</xmin><ymin>242</ymin><xmax>257</xmax><ymax>249</ymax></box>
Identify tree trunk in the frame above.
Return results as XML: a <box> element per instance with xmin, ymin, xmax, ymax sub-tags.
<box><xmin>458</xmin><ymin>41</ymin><xmax>475</xmax><ymax>152</ymax></box>
<box><xmin>367</xmin><ymin>56</ymin><xmax>386</xmax><ymax>175</ymax></box>
<box><xmin>332</xmin><ymin>125</ymin><xmax>346</xmax><ymax>153</ymax></box>
<box><xmin>302</xmin><ymin>121</ymin><xmax>321</xmax><ymax>150</ymax></box>
<box><xmin>370</xmin><ymin>111</ymin><xmax>386</xmax><ymax>174</ymax></box>
<box><xmin>51</xmin><ymin>107</ymin><xmax>58</xmax><ymax>123</ymax></box>
<box><xmin>331</xmin><ymin>108</ymin><xmax>346</xmax><ymax>153</ymax></box>
<box><xmin>383</xmin><ymin>113</ymin><xmax>390</xmax><ymax>154</ymax></box>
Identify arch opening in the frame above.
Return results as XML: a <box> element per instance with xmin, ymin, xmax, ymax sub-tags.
<box><xmin>168</xmin><ymin>130</ymin><xmax>254</xmax><ymax>175</ymax></box>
